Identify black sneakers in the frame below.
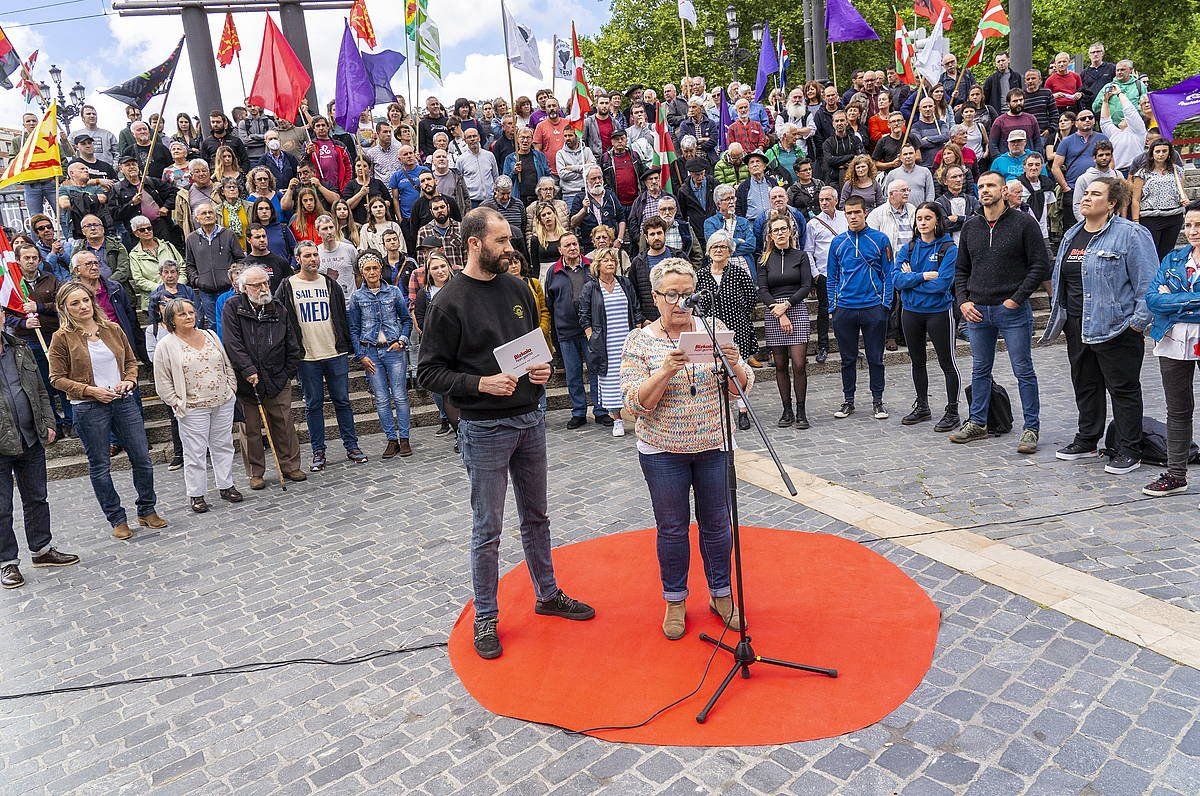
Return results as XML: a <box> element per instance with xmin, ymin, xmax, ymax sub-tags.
<box><xmin>435</xmin><ymin>420</ymin><xmax>453</xmax><ymax>436</ymax></box>
<box><xmin>901</xmin><ymin>401</ymin><xmax>931</xmax><ymax>425</ymax></box>
<box><xmin>310</xmin><ymin>450</ymin><xmax>326</xmax><ymax>472</ymax></box>
<box><xmin>872</xmin><ymin>402</ymin><xmax>890</xmax><ymax>420</ymax></box>
<box><xmin>566</xmin><ymin>416</ymin><xmax>586</xmax><ymax>429</ymax></box>
<box><xmin>933</xmin><ymin>406</ymin><xmax>960</xmax><ymax>433</ymax></box>
<box><xmin>833</xmin><ymin>402</ymin><xmax>855</xmax><ymax>419</ymax></box>
<box><xmin>1056</xmin><ymin>441</ymin><xmax>1099</xmax><ymax>461</ymax></box>
<box><xmin>737</xmin><ymin>411</ymin><xmax>751</xmax><ymax>430</ymax></box>
<box><xmin>1143</xmin><ymin>472</ymin><xmax>1188</xmax><ymax>496</ymax></box>
<box><xmin>534</xmin><ymin>590</ymin><xmax>596</xmax><ymax>621</ymax></box>
<box><xmin>473</xmin><ymin>617</ymin><xmax>501</xmax><ymax>659</ymax></box>
<box><xmin>1105</xmin><ymin>455</ymin><xmax>1141</xmax><ymax>475</ymax></box>
<box><xmin>595</xmin><ymin>414</ymin><xmax>614</xmax><ymax>427</ymax></box>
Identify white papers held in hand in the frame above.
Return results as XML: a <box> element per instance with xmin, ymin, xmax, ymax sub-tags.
<box><xmin>677</xmin><ymin>329</ymin><xmax>735</xmax><ymax>364</ymax></box>
<box><xmin>493</xmin><ymin>327</ymin><xmax>553</xmax><ymax>376</ymax></box>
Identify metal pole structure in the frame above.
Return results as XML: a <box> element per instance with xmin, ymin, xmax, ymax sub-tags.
<box><xmin>811</xmin><ymin>0</ymin><xmax>828</xmax><ymax>82</ymax></box>
<box><xmin>181</xmin><ymin>6</ymin><xmax>223</xmax><ymax>135</ymax></box>
<box><xmin>802</xmin><ymin>0</ymin><xmax>814</xmax><ymax>82</ymax></box>
<box><xmin>277</xmin><ymin>0</ymin><xmax>321</xmax><ymax>116</ymax></box>
<box><xmin>499</xmin><ymin>0</ymin><xmax>515</xmax><ymax>113</ymax></box>
<box><xmin>551</xmin><ymin>35</ymin><xmax>557</xmax><ymax>97</ymax></box>
<box><xmin>1009</xmin><ymin>0</ymin><xmax>1033</xmax><ymax>73</ymax></box>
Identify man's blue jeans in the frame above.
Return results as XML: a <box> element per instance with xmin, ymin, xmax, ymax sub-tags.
<box><xmin>457</xmin><ymin>411</ymin><xmax>559</xmax><ymax>619</ymax></box>
<box><xmin>297</xmin><ymin>355</ymin><xmax>360</xmax><ymax>453</ymax></box>
<box><xmin>22</xmin><ymin>179</ymin><xmax>56</xmax><ymax>219</ymax></box>
<box><xmin>195</xmin><ymin>290</ymin><xmax>220</xmax><ymax>329</ymax></box>
<box><xmin>966</xmin><ymin>303</ymin><xmax>1040</xmax><ymax>431</ymax></box>
<box><xmin>74</xmin><ymin>395</ymin><xmax>156</xmax><ymax>526</ymax></box>
<box><xmin>558</xmin><ymin>334</ymin><xmax>607</xmax><ymax>419</ymax></box>
<box><xmin>363</xmin><ymin>346</ymin><xmax>411</xmax><ymax>440</ymax></box>
<box><xmin>638</xmin><ymin>449</ymin><xmax>733</xmax><ymax>602</ymax></box>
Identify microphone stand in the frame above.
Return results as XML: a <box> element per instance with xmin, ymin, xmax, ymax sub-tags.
<box><xmin>689</xmin><ymin>293</ymin><xmax>837</xmax><ymax>724</ymax></box>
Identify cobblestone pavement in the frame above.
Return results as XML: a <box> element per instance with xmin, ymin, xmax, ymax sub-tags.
<box><xmin>2</xmin><ymin>346</ymin><xmax>1199</xmax><ymax>795</ymax></box>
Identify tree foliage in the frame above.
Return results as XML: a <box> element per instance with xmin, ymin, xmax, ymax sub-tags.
<box><xmin>582</xmin><ymin>0</ymin><xmax>1200</xmax><ymax>95</ymax></box>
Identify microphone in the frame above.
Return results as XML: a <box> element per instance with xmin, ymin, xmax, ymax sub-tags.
<box><xmin>681</xmin><ymin>289</ymin><xmax>712</xmax><ymax>310</ymax></box>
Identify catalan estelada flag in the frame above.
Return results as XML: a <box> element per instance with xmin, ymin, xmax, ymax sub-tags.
<box><xmin>0</xmin><ymin>25</ymin><xmax>24</xmax><ymax>90</ymax></box>
<box><xmin>0</xmin><ymin>102</ymin><xmax>62</xmax><ymax>189</ymax></box>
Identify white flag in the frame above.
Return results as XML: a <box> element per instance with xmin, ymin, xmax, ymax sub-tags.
<box><xmin>915</xmin><ymin>11</ymin><xmax>949</xmax><ymax>87</ymax></box>
<box><xmin>678</xmin><ymin>0</ymin><xmax>698</xmax><ymax>27</ymax></box>
<box><xmin>502</xmin><ymin>3</ymin><xmax>542</xmax><ymax>80</ymax></box>
<box><xmin>553</xmin><ymin>36</ymin><xmax>573</xmax><ymax>81</ymax></box>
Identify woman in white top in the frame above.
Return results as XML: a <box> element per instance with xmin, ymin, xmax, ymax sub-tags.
<box><xmin>358</xmin><ymin>197</ymin><xmax>405</xmax><ymax>254</ymax></box>
<box><xmin>48</xmin><ymin>282</ymin><xmax>166</xmax><ymax>539</ymax></box>
<box><xmin>1132</xmin><ymin>140</ymin><xmax>1188</xmax><ymax>261</ymax></box>
<box><xmin>153</xmin><ymin>298</ymin><xmax>240</xmax><ymax>513</ymax></box>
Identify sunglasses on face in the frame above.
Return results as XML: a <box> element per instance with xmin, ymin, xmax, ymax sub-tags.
<box><xmin>33</xmin><ymin>225</ymin><xmax>51</xmax><ymax>232</ymax></box>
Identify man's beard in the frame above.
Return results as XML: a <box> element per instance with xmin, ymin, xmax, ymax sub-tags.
<box><xmin>433</xmin><ymin>214</ymin><xmax>449</xmax><ymax>225</ymax></box>
<box><xmin>785</xmin><ymin>102</ymin><xmax>807</xmax><ymax>122</ymax></box>
<box><xmin>248</xmin><ymin>291</ymin><xmax>273</xmax><ymax>306</ymax></box>
<box><xmin>479</xmin><ymin>249</ymin><xmax>511</xmax><ymax>274</ymax></box>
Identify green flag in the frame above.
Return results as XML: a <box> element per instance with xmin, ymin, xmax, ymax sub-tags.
<box><xmin>406</xmin><ymin>0</ymin><xmax>428</xmax><ymax>41</ymax></box>
<box><xmin>417</xmin><ymin>20</ymin><xmax>442</xmax><ymax>83</ymax></box>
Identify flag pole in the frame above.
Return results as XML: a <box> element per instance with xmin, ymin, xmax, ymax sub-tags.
<box><xmin>500</xmin><ymin>0</ymin><xmax>516</xmax><ymax>113</ymax></box>
<box><xmin>948</xmin><ymin>67</ymin><xmax>966</xmax><ymax>110</ymax></box>
<box><xmin>551</xmin><ymin>35</ymin><xmax>557</xmax><ymax>97</ymax></box>
<box><xmin>235</xmin><ymin>51</ymin><xmax>249</xmax><ymax>102</ymax></box>
<box><xmin>139</xmin><ymin>43</ymin><xmax>182</xmax><ymax>190</ymax></box>
<box><xmin>830</xmin><ymin>42</ymin><xmax>838</xmax><ymax>88</ymax></box>
<box><xmin>903</xmin><ymin>80</ymin><xmax>925</xmax><ymax>144</ymax></box>
<box><xmin>680</xmin><ymin>19</ymin><xmax>691</xmax><ymax>81</ymax></box>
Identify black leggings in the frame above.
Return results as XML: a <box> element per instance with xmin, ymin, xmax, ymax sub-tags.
<box><xmin>900</xmin><ymin>308</ymin><xmax>959</xmax><ymax>407</ymax></box>
<box><xmin>1140</xmin><ymin>214</ymin><xmax>1185</xmax><ymax>261</ymax></box>
<box><xmin>772</xmin><ymin>343</ymin><xmax>808</xmax><ymax>410</ymax></box>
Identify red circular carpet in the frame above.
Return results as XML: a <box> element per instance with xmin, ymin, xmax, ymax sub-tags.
<box><xmin>448</xmin><ymin>527</ymin><xmax>940</xmax><ymax>746</ymax></box>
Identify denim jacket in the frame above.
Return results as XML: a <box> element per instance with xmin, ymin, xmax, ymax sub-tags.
<box><xmin>347</xmin><ymin>284</ymin><xmax>413</xmax><ymax>359</ymax></box>
<box><xmin>1043</xmin><ymin>215</ymin><xmax>1157</xmax><ymax>345</ymax></box>
<box><xmin>1146</xmin><ymin>244</ymin><xmax>1200</xmax><ymax>341</ymax></box>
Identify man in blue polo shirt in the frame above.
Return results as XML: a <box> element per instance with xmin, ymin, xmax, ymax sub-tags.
<box><xmin>387</xmin><ymin>144</ymin><xmax>431</xmax><ymax>254</ymax></box>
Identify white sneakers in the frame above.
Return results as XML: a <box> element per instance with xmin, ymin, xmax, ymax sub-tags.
<box><xmin>612</xmin><ymin>419</ymin><xmax>625</xmax><ymax>437</ymax></box>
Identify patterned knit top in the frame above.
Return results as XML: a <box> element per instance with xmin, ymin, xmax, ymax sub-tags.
<box><xmin>620</xmin><ymin>319</ymin><xmax>754</xmax><ymax>454</ymax></box>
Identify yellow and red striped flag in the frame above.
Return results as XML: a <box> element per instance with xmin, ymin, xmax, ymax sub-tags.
<box><xmin>0</xmin><ymin>102</ymin><xmax>61</xmax><ymax>190</ymax></box>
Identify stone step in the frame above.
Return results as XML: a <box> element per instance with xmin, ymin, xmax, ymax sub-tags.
<box><xmin>46</xmin><ymin>331</ymin><xmax>1064</xmax><ymax>480</ymax></box>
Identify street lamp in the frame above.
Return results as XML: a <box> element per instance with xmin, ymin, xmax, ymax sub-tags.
<box><xmin>705</xmin><ymin>5</ymin><xmax>756</xmax><ymax>84</ymax></box>
<box><xmin>44</xmin><ymin>64</ymin><xmax>87</xmax><ymax>133</ymax></box>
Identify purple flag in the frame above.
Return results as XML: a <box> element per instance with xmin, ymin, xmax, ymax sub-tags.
<box><xmin>362</xmin><ymin>49</ymin><xmax>406</xmax><ymax>105</ymax></box>
<box><xmin>1149</xmin><ymin>73</ymin><xmax>1200</xmax><ymax>142</ymax></box>
<box><xmin>825</xmin><ymin>0</ymin><xmax>880</xmax><ymax>43</ymax></box>
<box><xmin>753</xmin><ymin>22</ymin><xmax>779</xmax><ymax>101</ymax></box>
<box><xmin>717</xmin><ymin>89</ymin><xmax>731</xmax><ymax>150</ymax></box>
<box><xmin>334</xmin><ymin>20</ymin><xmax>375</xmax><ymax>133</ymax></box>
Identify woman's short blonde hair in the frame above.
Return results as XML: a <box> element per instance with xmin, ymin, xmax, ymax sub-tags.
<box><xmin>649</xmin><ymin>257</ymin><xmax>696</xmax><ymax>292</ymax></box>
<box><xmin>589</xmin><ymin>247</ymin><xmax>622</xmax><ymax>277</ymax></box>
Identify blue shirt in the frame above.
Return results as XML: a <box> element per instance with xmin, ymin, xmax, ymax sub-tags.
<box><xmin>745</xmin><ymin>177</ymin><xmax>772</xmax><ymax>221</ymax></box>
<box><xmin>1054</xmin><ymin>132</ymin><xmax>1109</xmax><ymax>187</ymax></box>
<box><xmin>387</xmin><ymin>164</ymin><xmax>432</xmax><ymax>219</ymax></box>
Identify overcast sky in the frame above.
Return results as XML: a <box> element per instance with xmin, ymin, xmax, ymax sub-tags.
<box><xmin>0</xmin><ymin>0</ymin><xmax>605</xmax><ymax>129</ymax></box>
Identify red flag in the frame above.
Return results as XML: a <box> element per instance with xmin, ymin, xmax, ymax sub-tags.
<box><xmin>894</xmin><ymin>14</ymin><xmax>917</xmax><ymax>86</ymax></box>
<box><xmin>216</xmin><ymin>13</ymin><xmax>241</xmax><ymax>68</ymax></box>
<box><xmin>565</xmin><ymin>23</ymin><xmax>591</xmax><ymax>132</ymax></box>
<box><xmin>0</xmin><ymin>230</ymin><xmax>29</xmax><ymax>314</ymax></box>
<box><xmin>349</xmin><ymin>0</ymin><xmax>377</xmax><ymax>49</ymax></box>
<box><xmin>914</xmin><ymin>0</ymin><xmax>953</xmax><ymax>30</ymax></box>
<box><xmin>246</xmin><ymin>15</ymin><xmax>312</xmax><ymax>124</ymax></box>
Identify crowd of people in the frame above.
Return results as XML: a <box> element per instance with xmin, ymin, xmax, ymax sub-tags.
<box><xmin>2</xmin><ymin>39</ymin><xmax>1200</xmax><ymax>601</ymax></box>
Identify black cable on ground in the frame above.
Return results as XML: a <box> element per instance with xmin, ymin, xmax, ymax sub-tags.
<box><xmin>0</xmin><ymin>641</ymin><xmax>448</xmax><ymax>701</ymax></box>
<box><xmin>860</xmin><ymin>491</ymin><xmax>1198</xmax><ymax>546</ymax></box>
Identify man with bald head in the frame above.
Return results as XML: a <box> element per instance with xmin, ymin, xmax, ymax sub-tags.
<box><xmin>123</xmin><ymin>120</ymin><xmax>171</xmax><ymax>179</ymax></box>
<box><xmin>184</xmin><ymin>202</ymin><xmax>244</xmax><ymax>327</ymax></box>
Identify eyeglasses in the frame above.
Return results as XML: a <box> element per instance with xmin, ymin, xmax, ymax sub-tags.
<box><xmin>654</xmin><ymin>290</ymin><xmax>690</xmax><ymax>305</ymax></box>
<box><xmin>243</xmin><ymin>280</ymin><xmax>270</xmax><ymax>290</ymax></box>
<box><xmin>1076</xmin><ymin>115</ymin><xmax>1094</xmax><ymax>121</ymax></box>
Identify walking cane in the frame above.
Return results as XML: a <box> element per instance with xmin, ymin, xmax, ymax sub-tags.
<box><xmin>256</xmin><ymin>387</ymin><xmax>287</xmax><ymax>492</ymax></box>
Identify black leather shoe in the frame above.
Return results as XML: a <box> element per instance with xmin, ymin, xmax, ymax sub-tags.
<box><xmin>595</xmin><ymin>414</ymin><xmax>614</xmax><ymax>427</ymax></box>
<box><xmin>1</xmin><ymin>564</ymin><xmax>23</xmax><ymax>589</ymax></box>
<box><xmin>219</xmin><ymin>487</ymin><xmax>244</xmax><ymax>503</ymax></box>
<box><xmin>933</xmin><ymin>408</ymin><xmax>960</xmax><ymax>433</ymax></box>
<box><xmin>777</xmin><ymin>408</ymin><xmax>795</xmax><ymax>427</ymax></box>
<box><xmin>815</xmin><ymin>346</ymin><xmax>828</xmax><ymax>364</ymax></box>
<box><xmin>737</xmin><ymin>411</ymin><xmax>751</xmax><ymax>431</ymax></box>
<box><xmin>31</xmin><ymin>548</ymin><xmax>80</xmax><ymax>567</ymax></box>
<box><xmin>566</xmin><ymin>416</ymin><xmax>586</xmax><ymax>429</ymax></box>
<box><xmin>793</xmin><ymin>407</ymin><xmax>810</xmax><ymax>430</ymax></box>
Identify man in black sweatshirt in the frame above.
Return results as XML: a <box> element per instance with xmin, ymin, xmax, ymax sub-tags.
<box><xmin>417</xmin><ymin>207</ymin><xmax>596</xmax><ymax>660</ymax></box>
<box><xmin>951</xmin><ymin>170</ymin><xmax>1050</xmax><ymax>453</ymax></box>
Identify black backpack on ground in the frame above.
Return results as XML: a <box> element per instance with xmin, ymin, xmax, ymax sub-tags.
<box><xmin>1103</xmin><ymin>416</ymin><xmax>1200</xmax><ymax>465</ymax></box>
<box><xmin>963</xmin><ymin>382</ymin><xmax>1014</xmax><ymax>436</ymax></box>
